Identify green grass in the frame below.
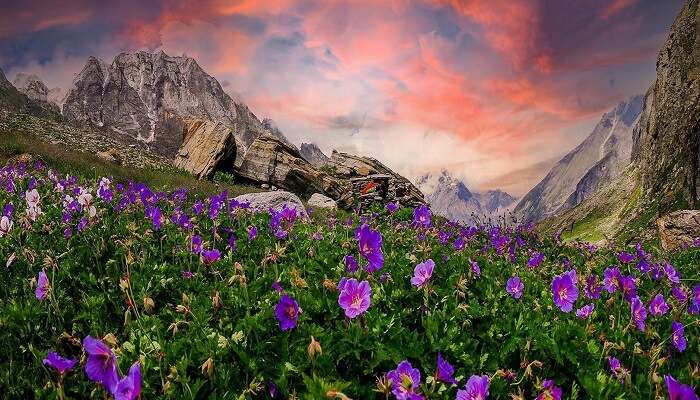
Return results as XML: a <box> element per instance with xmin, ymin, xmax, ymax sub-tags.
<box><xmin>0</xmin><ymin>130</ymin><xmax>260</xmax><ymax>197</ymax></box>
<box><xmin>560</xmin><ymin>208</ymin><xmax>607</xmax><ymax>243</ymax></box>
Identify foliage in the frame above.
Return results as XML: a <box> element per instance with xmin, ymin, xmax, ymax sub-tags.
<box><xmin>0</xmin><ymin>160</ymin><xmax>698</xmax><ymax>399</ymax></box>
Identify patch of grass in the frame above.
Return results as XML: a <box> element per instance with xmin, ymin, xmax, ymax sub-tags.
<box><xmin>561</xmin><ymin>208</ymin><xmax>607</xmax><ymax>243</ymax></box>
<box><xmin>0</xmin><ymin>130</ymin><xmax>260</xmax><ymax>197</ymax></box>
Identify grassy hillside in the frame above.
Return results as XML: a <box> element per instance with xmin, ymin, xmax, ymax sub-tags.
<box><xmin>0</xmin><ymin>158</ymin><xmax>698</xmax><ymax>399</ymax></box>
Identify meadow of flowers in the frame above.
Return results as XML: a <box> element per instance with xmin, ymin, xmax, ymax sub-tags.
<box><xmin>0</xmin><ymin>160</ymin><xmax>698</xmax><ymax>399</ymax></box>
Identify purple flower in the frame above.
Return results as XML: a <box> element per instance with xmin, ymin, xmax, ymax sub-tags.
<box><xmin>83</xmin><ymin>336</ymin><xmax>120</xmax><ymax>393</ymax></box>
<box><xmin>551</xmin><ymin>270</ymin><xmax>578</xmax><ymax>313</ymax></box>
<box><xmin>248</xmin><ymin>226</ymin><xmax>258</xmax><ymax>241</ymax></box>
<box><xmin>672</xmin><ymin>286</ymin><xmax>688</xmax><ymax>303</ymax></box>
<box><xmin>619</xmin><ymin>275</ymin><xmax>637</xmax><ymax>302</ymax></box>
<box><xmin>43</xmin><ymin>351</ymin><xmax>78</xmax><ymax>375</ymax></box>
<box><xmin>114</xmin><ymin>362</ymin><xmax>141</xmax><ymax>400</ymax></box>
<box><xmin>312</xmin><ymin>231</ymin><xmax>323</xmax><ymax>241</ymax></box>
<box><xmin>617</xmin><ymin>251</ymin><xmax>635</xmax><ymax>264</ymax></box>
<box><xmin>575</xmin><ymin>304</ymin><xmax>595</xmax><ymax>319</ymax></box>
<box><xmin>457</xmin><ymin>375</ymin><xmax>489</xmax><ymax>400</ymax></box>
<box><xmin>470</xmin><ymin>259</ymin><xmax>481</xmax><ymax>278</ymax></box>
<box><xmin>386</xmin><ymin>202</ymin><xmax>399</xmax><ymax>213</ymax></box>
<box><xmin>603</xmin><ymin>267</ymin><xmax>621</xmax><ymax>293</ymax></box>
<box><xmin>272</xmin><ymin>281</ymin><xmax>283</xmax><ymax>292</ymax></box>
<box><xmin>344</xmin><ymin>255</ymin><xmax>359</xmax><ymax>273</ymax></box>
<box><xmin>528</xmin><ymin>252</ymin><xmax>544</xmax><ymax>268</ymax></box>
<box><xmin>413</xmin><ymin>204</ymin><xmax>432</xmax><ymax>229</ymax></box>
<box><xmin>357</xmin><ymin>224</ymin><xmax>384</xmax><ymax>273</ymax></box>
<box><xmin>537</xmin><ymin>379</ymin><xmax>562</xmax><ymax>400</ymax></box>
<box><xmin>506</xmin><ymin>276</ymin><xmax>524</xmax><ymax>299</ymax></box>
<box><xmin>693</xmin><ymin>283</ymin><xmax>700</xmax><ymax>306</ymax></box>
<box><xmin>411</xmin><ymin>259</ymin><xmax>435</xmax><ymax>288</ymax></box>
<box><xmin>181</xmin><ymin>271</ymin><xmax>194</xmax><ymax>279</ymax></box>
<box><xmin>338</xmin><ymin>278</ymin><xmax>371</xmax><ymax>319</ymax></box>
<box><xmin>630</xmin><ymin>296</ymin><xmax>647</xmax><ymax>332</ymax></box>
<box><xmin>191</xmin><ymin>235</ymin><xmax>203</xmax><ymax>254</ymax></box>
<box><xmin>664</xmin><ymin>375</ymin><xmax>698</xmax><ymax>400</ymax></box>
<box><xmin>664</xmin><ymin>263</ymin><xmax>681</xmax><ymax>284</ymax></box>
<box><xmin>671</xmin><ymin>321</ymin><xmax>687</xmax><ymax>353</ymax></box>
<box><xmin>583</xmin><ymin>275</ymin><xmax>602</xmax><ymax>300</ymax></box>
<box><xmin>648</xmin><ymin>294</ymin><xmax>669</xmax><ymax>316</ymax></box>
<box><xmin>453</xmin><ymin>236</ymin><xmax>465</xmax><ymax>251</ymax></box>
<box><xmin>387</xmin><ymin>360</ymin><xmax>423</xmax><ymax>399</ymax></box>
<box><xmin>35</xmin><ymin>269</ymin><xmax>49</xmax><ymax>300</ymax></box>
<box><xmin>201</xmin><ymin>249</ymin><xmax>221</xmax><ymax>265</ymax></box>
<box><xmin>275</xmin><ymin>294</ymin><xmax>299</xmax><ymax>331</ymax></box>
<box><xmin>435</xmin><ymin>353</ymin><xmax>456</xmax><ymax>385</ymax></box>
<box><xmin>608</xmin><ymin>357</ymin><xmax>628</xmax><ymax>382</ymax></box>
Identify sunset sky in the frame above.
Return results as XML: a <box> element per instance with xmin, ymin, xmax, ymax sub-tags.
<box><xmin>0</xmin><ymin>0</ymin><xmax>683</xmax><ymax>196</ymax></box>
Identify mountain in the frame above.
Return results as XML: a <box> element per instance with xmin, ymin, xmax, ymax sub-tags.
<box><xmin>0</xmin><ymin>68</ymin><xmax>60</xmax><ymax>119</ymax></box>
<box><xmin>539</xmin><ymin>0</ymin><xmax>700</xmax><ymax>244</ymax></box>
<box><xmin>299</xmin><ymin>142</ymin><xmax>330</xmax><ymax>168</ymax></box>
<box><xmin>416</xmin><ymin>170</ymin><xmax>516</xmax><ymax>224</ymax></box>
<box><xmin>515</xmin><ymin>95</ymin><xmax>643</xmax><ymax>222</ymax></box>
<box><xmin>62</xmin><ymin>51</ymin><xmax>290</xmax><ymax>161</ymax></box>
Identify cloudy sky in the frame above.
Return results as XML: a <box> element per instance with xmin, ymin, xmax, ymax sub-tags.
<box><xmin>0</xmin><ymin>0</ymin><xmax>683</xmax><ymax>196</ymax></box>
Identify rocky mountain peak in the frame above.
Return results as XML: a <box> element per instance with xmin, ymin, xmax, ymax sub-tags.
<box><xmin>12</xmin><ymin>73</ymin><xmax>49</xmax><ymax>102</ymax></box>
<box><xmin>299</xmin><ymin>142</ymin><xmax>330</xmax><ymax>168</ymax></box>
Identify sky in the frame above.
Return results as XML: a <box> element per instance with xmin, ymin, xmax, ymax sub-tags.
<box><xmin>0</xmin><ymin>0</ymin><xmax>684</xmax><ymax>196</ymax></box>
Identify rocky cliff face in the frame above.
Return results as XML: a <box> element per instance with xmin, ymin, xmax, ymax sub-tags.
<box><xmin>299</xmin><ymin>142</ymin><xmax>330</xmax><ymax>168</ymax></box>
<box><xmin>416</xmin><ymin>171</ymin><xmax>516</xmax><ymax>224</ymax></box>
<box><xmin>515</xmin><ymin>95</ymin><xmax>643</xmax><ymax>222</ymax></box>
<box><xmin>632</xmin><ymin>0</ymin><xmax>700</xmax><ymax>211</ymax></box>
<box><xmin>62</xmin><ymin>51</ymin><xmax>287</xmax><ymax>161</ymax></box>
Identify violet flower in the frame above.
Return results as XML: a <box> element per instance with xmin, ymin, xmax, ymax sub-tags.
<box><xmin>43</xmin><ymin>351</ymin><xmax>78</xmax><ymax>375</ymax></box>
<box><xmin>35</xmin><ymin>269</ymin><xmax>49</xmax><ymax>300</ymax></box>
<box><xmin>275</xmin><ymin>294</ymin><xmax>299</xmax><ymax>331</ymax></box>
<box><xmin>411</xmin><ymin>259</ymin><xmax>435</xmax><ymax>288</ymax></box>
<box><xmin>344</xmin><ymin>255</ymin><xmax>359</xmax><ymax>273</ymax></box>
<box><xmin>506</xmin><ymin>276</ymin><xmax>524</xmax><ymax>299</ymax></box>
<box><xmin>413</xmin><ymin>204</ymin><xmax>431</xmax><ymax>229</ymax></box>
<box><xmin>575</xmin><ymin>304</ymin><xmax>595</xmax><ymax>319</ymax></box>
<box><xmin>537</xmin><ymin>379</ymin><xmax>562</xmax><ymax>400</ymax></box>
<box><xmin>528</xmin><ymin>252</ymin><xmax>544</xmax><ymax>268</ymax></box>
<box><xmin>664</xmin><ymin>375</ymin><xmax>698</xmax><ymax>400</ymax></box>
<box><xmin>83</xmin><ymin>336</ymin><xmax>120</xmax><ymax>393</ymax></box>
<box><xmin>551</xmin><ymin>270</ymin><xmax>578</xmax><ymax>313</ymax></box>
<box><xmin>671</xmin><ymin>321</ymin><xmax>687</xmax><ymax>353</ymax></box>
<box><xmin>338</xmin><ymin>278</ymin><xmax>371</xmax><ymax>319</ymax></box>
<box><xmin>648</xmin><ymin>294</ymin><xmax>669</xmax><ymax>316</ymax></box>
<box><xmin>201</xmin><ymin>249</ymin><xmax>221</xmax><ymax>265</ymax></box>
<box><xmin>357</xmin><ymin>224</ymin><xmax>384</xmax><ymax>273</ymax></box>
<box><xmin>386</xmin><ymin>360</ymin><xmax>423</xmax><ymax>399</ymax></box>
<box><xmin>114</xmin><ymin>362</ymin><xmax>141</xmax><ymax>400</ymax></box>
<box><xmin>457</xmin><ymin>375</ymin><xmax>489</xmax><ymax>400</ymax></box>
<box><xmin>630</xmin><ymin>296</ymin><xmax>647</xmax><ymax>332</ymax></box>
<box><xmin>435</xmin><ymin>353</ymin><xmax>457</xmax><ymax>385</ymax></box>
<box><xmin>608</xmin><ymin>357</ymin><xmax>628</xmax><ymax>382</ymax></box>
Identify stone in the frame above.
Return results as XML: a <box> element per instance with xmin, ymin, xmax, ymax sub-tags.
<box><xmin>657</xmin><ymin>210</ymin><xmax>700</xmax><ymax>251</ymax></box>
<box><xmin>261</xmin><ymin>183</ymin><xmax>270</xmax><ymax>189</ymax></box>
<box><xmin>308</xmin><ymin>193</ymin><xmax>337</xmax><ymax>210</ymax></box>
<box><xmin>234</xmin><ymin>135</ymin><xmax>353</xmax><ymax>208</ymax></box>
<box><xmin>96</xmin><ymin>148</ymin><xmax>122</xmax><ymax>164</ymax></box>
<box><xmin>299</xmin><ymin>143</ymin><xmax>330</xmax><ymax>168</ymax></box>
<box><xmin>0</xmin><ymin>67</ymin><xmax>61</xmax><ymax>120</ymax></box>
<box><xmin>173</xmin><ymin>119</ymin><xmax>236</xmax><ymax>179</ymax></box>
<box><xmin>234</xmin><ymin>191</ymin><xmax>307</xmax><ymax>217</ymax></box>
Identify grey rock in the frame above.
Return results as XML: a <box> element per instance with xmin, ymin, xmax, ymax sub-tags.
<box><xmin>657</xmin><ymin>210</ymin><xmax>700</xmax><ymax>251</ymax></box>
<box><xmin>299</xmin><ymin>142</ymin><xmax>330</xmax><ymax>168</ymax></box>
<box><xmin>308</xmin><ymin>193</ymin><xmax>337</xmax><ymax>210</ymax></box>
<box><xmin>233</xmin><ymin>191</ymin><xmax>307</xmax><ymax>217</ymax></box>
<box><xmin>0</xmin><ymin>68</ymin><xmax>61</xmax><ymax>119</ymax></box>
<box><xmin>515</xmin><ymin>95</ymin><xmax>643</xmax><ymax>222</ymax></box>
<box><xmin>12</xmin><ymin>73</ymin><xmax>49</xmax><ymax>102</ymax></box>
<box><xmin>234</xmin><ymin>135</ymin><xmax>353</xmax><ymax>207</ymax></box>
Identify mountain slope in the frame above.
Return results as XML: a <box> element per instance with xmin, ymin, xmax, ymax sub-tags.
<box><xmin>0</xmin><ymin>68</ymin><xmax>60</xmax><ymax>119</ymax></box>
<box><xmin>62</xmin><ymin>51</ymin><xmax>291</xmax><ymax>162</ymax></box>
<box><xmin>416</xmin><ymin>171</ymin><xmax>516</xmax><ymax>223</ymax></box>
<box><xmin>515</xmin><ymin>95</ymin><xmax>643</xmax><ymax>222</ymax></box>
<box><xmin>299</xmin><ymin>142</ymin><xmax>330</xmax><ymax>168</ymax></box>
<box><xmin>540</xmin><ymin>0</ymin><xmax>700</xmax><ymax>244</ymax></box>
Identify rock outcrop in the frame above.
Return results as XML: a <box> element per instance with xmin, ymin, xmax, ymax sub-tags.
<box><xmin>12</xmin><ymin>73</ymin><xmax>50</xmax><ymax>102</ymax></box>
<box><xmin>234</xmin><ymin>135</ymin><xmax>353</xmax><ymax>207</ymax></box>
<box><xmin>174</xmin><ymin>120</ymin><xmax>237</xmax><ymax>179</ymax></box>
<box><xmin>62</xmin><ymin>51</ymin><xmax>288</xmax><ymax>161</ymax></box>
<box><xmin>328</xmin><ymin>151</ymin><xmax>425</xmax><ymax>205</ymax></box>
<box><xmin>299</xmin><ymin>143</ymin><xmax>330</xmax><ymax>168</ymax></box>
<box><xmin>516</xmin><ymin>95</ymin><xmax>643</xmax><ymax>222</ymax></box>
<box><xmin>234</xmin><ymin>191</ymin><xmax>308</xmax><ymax>217</ymax></box>
<box><xmin>657</xmin><ymin>210</ymin><xmax>700</xmax><ymax>251</ymax></box>
<box><xmin>632</xmin><ymin>0</ymin><xmax>700</xmax><ymax>211</ymax></box>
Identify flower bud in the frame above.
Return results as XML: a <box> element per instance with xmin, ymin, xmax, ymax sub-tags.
<box><xmin>201</xmin><ymin>357</ymin><xmax>214</xmax><ymax>377</ymax></box>
<box><xmin>143</xmin><ymin>296</ymin><xmax>155</xmax><ymax>313</ymax></box>
<box><xmin>308</xmin><ymin>336</ymin><xmax>322</xmax><ymax>360</ymax></box>
<box><xmin>212</xmin><ymin>291</ymin><xmax>222</xmax><ymax>310</ymax></box>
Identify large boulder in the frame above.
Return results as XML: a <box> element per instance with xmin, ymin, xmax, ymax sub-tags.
<box><xmin>308</xmin><ymin>193</ymin><xmax>337</xmax><ymax>210</ymax></box>
<box><xmin>657</xmin><ymin>210</ymin><xmax>700</xmax><ymax>251</ymax></box>
<box><xmin>174</xmin><ymin>119</ymin><xmax>236</xmax><ymax>178</ymax></box>
<box><xmin>234</xmin><ymin>191</ymin><xmax>307</xmax><ymax>217</ymax></box>
<box><xmin>234</xmin><ymin>135</ymin><xmax>353</xmax><ymax>207</ymax></box>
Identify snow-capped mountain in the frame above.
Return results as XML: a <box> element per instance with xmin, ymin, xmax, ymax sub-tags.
<box><xmin>416</xmin><ymin>170</ymin><xmax>516</xmax><ymax>224</ymax></box>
